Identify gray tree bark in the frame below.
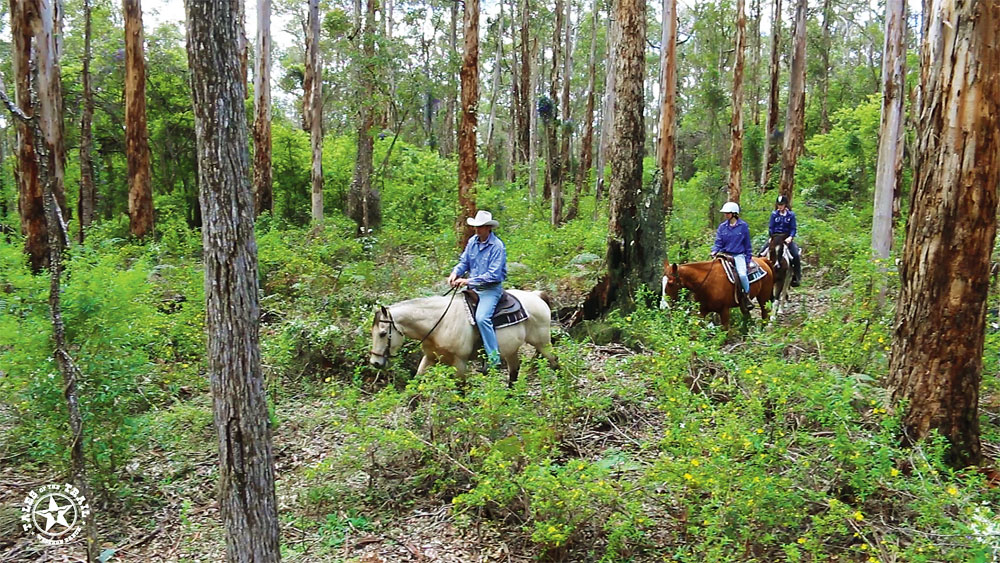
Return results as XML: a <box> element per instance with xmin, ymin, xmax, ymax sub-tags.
<box><xmin>185</xmin><ymin>0</ymin><xmax>282</xmax><ymax>558</ymax></box>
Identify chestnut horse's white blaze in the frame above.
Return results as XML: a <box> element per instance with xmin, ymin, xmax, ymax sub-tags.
<box><xmin>369</xmin><ymin>289</ymin><xmax>557</xmax><ymax>384</ymax></box>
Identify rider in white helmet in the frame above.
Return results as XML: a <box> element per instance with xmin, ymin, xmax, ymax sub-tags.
<box><xmin>711</xmin><ymin>201</ymin><xmax>754</xmax><ymax>312</ymax></box>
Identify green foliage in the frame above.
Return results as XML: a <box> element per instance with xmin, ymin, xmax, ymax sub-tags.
<box><xmin>0</xmin><ymin>239</ymin><xmax>206</xmax><ymax>494</ymax></box>
<box><xmin>797</xmin><ymin>95</ymin><xmax>882</xmax><ymax>206</ymax></box>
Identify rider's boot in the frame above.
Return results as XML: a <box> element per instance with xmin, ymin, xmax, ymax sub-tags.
<box><xmin>738</xmin><ymin>287</ymin><xmax>752</xmax><ymax>316</ymax></box>
<box><xmin>792</xmin><ymin>256</ymin><xmax>802</xmax><ymax>287</ymax></box>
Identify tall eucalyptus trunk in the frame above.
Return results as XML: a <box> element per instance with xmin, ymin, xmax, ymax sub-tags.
<box><xmin>759</xmin><ymin>0</ymin><xmax>782</xmax><ymax>190</ymax></box>
<box><xmin>125</xmin><ymin>0</ymin><xmax>153</xmax><ymax>238</ymax></box>
<box><xmin>872</xmin><ymin>0</ymin><xmax>905</xmax><ymax>260</ymax></box>
<box><xmin>657</xmin><ymin>0</ymin><xmax>677</xmax><ymax>214</ymax></box>
<box><xmin>777</xmin><ymin>0</ymin><xmax>806</xmax><ymax>205</ymax></box>
<box><xmin>79</xmin><ymin>0</ymin><xmax>97</xmax><ymax>241</ymax></box>
<box><xmin>457</xmin><ymin>0</ymin><xmax>480</xmax><ymax>244</ymax></box>
<box><xmin>253</xmin><ymin>0</ymin><xmax>273</xmax><ymax>215</ymax></box>
<box><xmin>727</xmin><ymin>0</ymin><xmax>746</xmax><ymax>204</ymax></box>
<box><xmin>887</xmin><ymin>0</ymin><xmax>1000</xmax><ymax>469</ymax></box>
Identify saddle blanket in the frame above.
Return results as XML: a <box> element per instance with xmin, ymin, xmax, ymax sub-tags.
<box><xmin>462</xmin><ymin>289</ymin><xmax>529</xmax><ymax>330</ymax></box>
<box><xmin>720</xmin><ymin>257</ymin><xmax>768</xmax><ymax>286</ymax></box>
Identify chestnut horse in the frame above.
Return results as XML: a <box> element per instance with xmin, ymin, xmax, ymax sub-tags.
<box><xmin>661</xmin><ymin>257</ymin><xmax>773</xmax><ymax>329</ymax></box>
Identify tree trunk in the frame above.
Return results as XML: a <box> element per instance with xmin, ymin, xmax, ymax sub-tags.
<box><xmin>528</xmin><ymin>39</ymin><xmax>540</xmax><ymax>200</ymax></box>
<box><xmin>657</xmin><ymin>0</ymin><xmax>677</xmax><ymax>214</ymax></box>
<box><xmin>759</xmin><ymin>0</ymin><xmax>782</xmax><ymax>190</ymax></box>
<box><xmin>305</xmin><ymin>0</ymin><xmax>324</xmax><ymax>225</ymax></box>
<box><xmin>750</xmin><ymin>0</ymin><xmax>761</xmax><ymax>126</ymax></box>
<box><xmin>571</xmin><ymin>0</ymin><xmax>599</xmax><ymax>219</ymax></box>
<box><xmin>27</xmin><ymin>3</ymin><xmax>99</xmax><ymax>557</ymax></box>
<box><xmin>517</xmin><ymin>0</ymin><xmax>531</xmax><ymax>169</ymax></box>
<box><xmin>253</xmin><ymin>0</ymin><xmax>273</xmax><ymax>215</ymax></box>
<box><xmin>818</xmin><ymin>0</ymin><xmax>832</xmax><ymax>133</ymax></box>
<box><xmin>577</xmin><ymin>0</ymin><xmax>663</xmax><ymax>322</ymax></box>
<box><xmin>124</xmin><ymin>0</ymin><xmax>153</xmax><ymax>238</ymax></box>
<box><xmin>554</xmin><ymin>0</ymin><xmax>573</xmax><ymax>225</ymax></box>
<box><xmin>485</xmin><ymin>10</ymin><xmax>503</xmax><ymax>176</ymax></box>
<box><xmin>79</xmin><ymin>0</ymin><xmax>97</xmax><ymax>241</ymax></box>
<box><xmin>440</xmin><ymin>0</ymin><xmax>458</xmax><ymax>157</ymax></box>
<box><xmin>727</xmin><ymin>0</ymin><xmax>746</xmax><ymax>204</ymax></box>
<box><xmin>887</xmin><ymin>0</ymin><xmax>1000</xmax><ymax>469</ymax></box>
<box><xmin>594</xmin><ymin>14</ymin><xmax>619</xmax><ymax>204</ymax></box>
<box><xmin>348</xmin><ymin>0</ymin><xmax>381</xmax><ymax>233</ymax></box>
<box><xmin>457</xmin><ymin>0</ymin><xmax>479</xmax><ymax>245</ymax></box>
<box><xmin>543</xmin><ymin>0</ymin><xmax>564</xmax><ymax>205</ymax></box>
<box><xmin>872</xmin><ymin>0</ymin><xmax>905</xmax><ymax>260</ymax></box>
<box><xmin>777</xmin><ymin>0</ymin><xmax>805</xmax><ymax>205</ymax></box>
<box><xmin>185</xmin><ymin>0</ymin><xmax>282</xmax><ymax>558</ymax></box>
<box><xmin>11</xmin><ymin>0</ymin><xmax>47</xmax><ymax>271</ymax></box>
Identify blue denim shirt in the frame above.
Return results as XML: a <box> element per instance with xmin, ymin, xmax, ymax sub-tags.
<box><xmin>769</xmin><ymin>209</ymin><xmax>797</xmax><ymax>238</ymax></box>
<box><xmin>452</xmin><ymin>232</ymin><xmax>507</xmax><ymax>288</ymax></box>
<box><xmin>711</xmin><ymin>218</ymin><xmax>753</xmax><ymax>266</ymax></box>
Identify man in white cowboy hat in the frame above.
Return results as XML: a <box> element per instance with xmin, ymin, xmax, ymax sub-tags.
<box><xmin>448</xmin><ymin>210</ymin><xmax>508</xmax><ymax>368</ymax></box>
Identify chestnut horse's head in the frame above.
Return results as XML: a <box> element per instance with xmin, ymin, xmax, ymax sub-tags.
<box><xmin>662</xmin><ymin>262</ymin><xmax>683</xmax><ymax>301</ymax></box>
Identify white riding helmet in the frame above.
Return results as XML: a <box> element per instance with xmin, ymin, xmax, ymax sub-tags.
<box><xmin>719</xmin><ymin>201</ymin><xmax>741</xmax><ymax>214</ymax></box>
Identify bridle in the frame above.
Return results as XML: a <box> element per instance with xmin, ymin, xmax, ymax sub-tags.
<box><xmin>370</xmin><ymin>306</ymin><xmax>400</xmax><ymax>361</ymax></box>
<box><xmin>670</xmin><ymin>259</ymin><xmax>717</xmax><ymax>294</ymax></box>
<box><xmin>370</xmin><ymin>286</ymin><xmax>460</xmax><ymax>363</ymax></box>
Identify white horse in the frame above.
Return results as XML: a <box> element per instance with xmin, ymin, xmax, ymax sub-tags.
<box><xmin>369</xmin><ymin>289</ymin><xmax>558</xmax><ymax>385</ymax></box>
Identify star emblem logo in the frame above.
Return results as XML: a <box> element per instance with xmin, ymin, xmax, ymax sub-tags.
<box><xmin>32</xmin><ymin>493</ymin><xmax>77</xmax><ymax>536</ymax></box>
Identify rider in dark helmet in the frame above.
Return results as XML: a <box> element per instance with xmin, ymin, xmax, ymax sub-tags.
<box><xmin>769</xmin><ymin>195</ymin><xmax>802</xmax><ymax>286</ymax></box>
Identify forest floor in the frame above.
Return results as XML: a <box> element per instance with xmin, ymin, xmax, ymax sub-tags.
<box><xmin>0</xmin><ymin>278</ymin><xmax>837</xmax><ymax>563</ymax></box>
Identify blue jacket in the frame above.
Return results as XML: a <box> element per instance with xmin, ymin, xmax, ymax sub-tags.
<box><xmin>769</xmin><ymin>209</ymin><xmax>797</xmax><ymax>238</ymax></box>
<box><xmin>452</xmin><ymin>232</ymin><xmax>507</xmax><ymax>288</ymax></box>
<box><xmin>712</xmin><ymin>218</ymin><xmax>753</xmax><ymax>266</ymax></box>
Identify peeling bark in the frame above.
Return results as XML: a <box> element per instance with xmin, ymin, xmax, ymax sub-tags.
<box><xmin>657</xmin><ymin>0</ymin><xmax>677</xmax><ymax>214</ymax></box>
<box><xmin>457</xmin><ymin>0</ymin><xmax>479</xmax><ymax>245</ymax></box>
<box><xmin>124</xmin><ymin>0</ymin><xmax>153</xmax><ymax>238</ymax></box>
<box><xmin>872</xmin><ymin>0</ymin><xmax>905</xmax><ymax>260</ymax></box>
<box><xmin>777</xmin><ymin>0</ymin><xmax>806</xmax><ymax>205</ymax></box>
<box><xmin>887</xmin><ymin>0</ymin><xmax>1000</xmax><ymax>469</ymax></box>
<box><xmin>305</xmin><ymin>0</ymin><xmax>323</xmax><ymax>224</ymax></box>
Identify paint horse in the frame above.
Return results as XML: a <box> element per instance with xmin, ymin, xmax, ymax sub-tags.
<box><xmin>661</xmin><ymin>256</ymin><xmax>773</xmax><ymax>329</ymax></box>
<box><xmin>369</xmin><ymin>289</ymin><xmax>558</xmax><ymax>386</ymax></box>
<box><xmin>763</xmin><ymin>233</ymin><xmax>794</xmax><ymax>317</ymax></box>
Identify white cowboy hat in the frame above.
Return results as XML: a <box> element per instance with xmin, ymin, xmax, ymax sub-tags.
<box><xmin>466</xmin><ymin>210</ymin><xmax>499</xmax><ymax>227</ymax></box>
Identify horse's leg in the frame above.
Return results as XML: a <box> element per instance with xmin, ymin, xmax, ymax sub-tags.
<box><xmin>416</xmin><ymin>354</ymin><xmax>436</xmax><ymax>375</ymax></box>
<box><xmin>720</xmin><ymin>307</ymin><xmax>731</xmax><ymax>330</ymax></box>
<box><xmin>504</xmin><ymin>352</ymin><xmax>521</xmax><ymax>387</ymax></box>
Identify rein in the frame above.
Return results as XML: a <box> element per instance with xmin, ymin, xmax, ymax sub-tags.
<box><xmin>688</xmin><ymin>259</ymin><xmax>718</xmax><ymax>293</ymax></box>
<box><xmin>371</xmin><ymin>286</ymin><xmax>460</xmax><ymax>359</ymax></box>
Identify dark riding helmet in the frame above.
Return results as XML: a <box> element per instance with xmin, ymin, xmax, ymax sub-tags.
<box><xmin>776</xmin><ymin>195</ymin><xmax>789</xmax><ymax>206</ymax></box>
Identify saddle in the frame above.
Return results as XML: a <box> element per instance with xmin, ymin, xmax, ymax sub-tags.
<box><xmin>717</xmin><ymin>255</ymin><xmax>768</xmax><ymax>286</ymax></box>
<box><xmin>462</xmin><ymin>289</ymin><xmax>529</xmax><ymax>329</ymax></box>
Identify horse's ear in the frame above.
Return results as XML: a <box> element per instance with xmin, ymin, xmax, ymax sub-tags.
<box><xmin>379</xmin><ymin>305</ymin><xmax>388</xmax><ymax>317</ymax></box>
<box><xmin>671</xmin><ymin>263</ymin><xmax>678</xmax><ymax>275</ymax></box>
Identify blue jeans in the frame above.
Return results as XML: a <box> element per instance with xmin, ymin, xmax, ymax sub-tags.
<box><xmin>733</xmin><ymin>255</ymin><xmax>750</xmax><ymax>294</ymax></box>
<box><xmin>474</xmin><ymin>284</ymin><xmax>503</xmax><ymax>366</ymax></box>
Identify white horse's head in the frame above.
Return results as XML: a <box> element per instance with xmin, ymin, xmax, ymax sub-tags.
<box><xmin>370</xmin><ymin>305</ymin><xmax>404</xmax><ymax>368</ymax></box>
